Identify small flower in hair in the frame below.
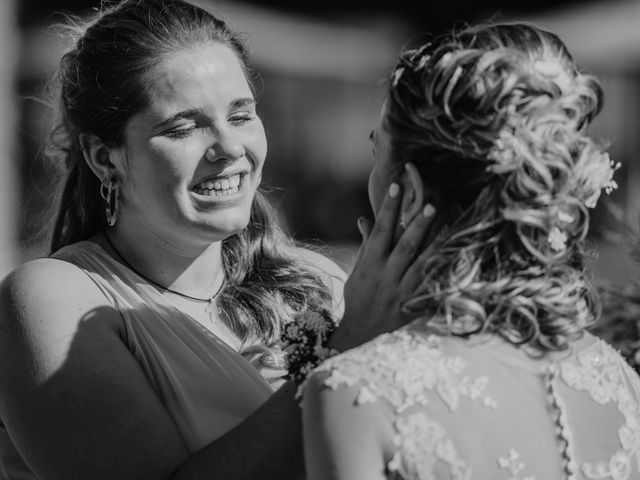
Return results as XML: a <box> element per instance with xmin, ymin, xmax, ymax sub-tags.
<box><xmin>583</xmin><ymin>153</ymin><xmax>621</xmax><ymax>208</ymax></box>
<box><xmin>548</xmin><ymin>227</ymin><xmax>568</xmax><ymax>252</ymax></box>
<box><xmin>603</xmin><ymin>158</ymin><xmax>621</xmax><ymax>195</ymax></box>
<box><xmin>392</xmin><ymin>67</ymin><xmax>405</xmax><ymax>87</ymax></box>
<box><xmin>486</xmin><ymin>130</ymin><xmax>521</xmax><ymax>174</ymax></box>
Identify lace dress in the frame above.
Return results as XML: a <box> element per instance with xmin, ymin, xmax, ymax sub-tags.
<box><xmin>303</xmin><ymin>321</ymin><xmax>640</xmax><ymax>480</ymax></box>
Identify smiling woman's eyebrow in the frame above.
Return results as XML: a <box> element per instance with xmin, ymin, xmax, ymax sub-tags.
<box><xmin>153</xmin><ymin>106</ymin><xmax>206</xmax><ymax>129</ymax></box>
<box><xmin>230</xmin><ymin>97</ymin><xmax>256</xmax><ymax>109</ymax></box>
<box><xmin>153</xmin><ymin>98</ymin><xmax>256</xmax><ymax>129</ymax></box>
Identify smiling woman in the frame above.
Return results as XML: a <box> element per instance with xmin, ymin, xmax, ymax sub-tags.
<box><xmin>0</xmin><ymin>0</ymin><xmax>435</xmax><ymax>479</ymax></box>
<box><xmin>109</xmin><ymin>42</ymin><xmax>267</xmax><ymax>243</ymax></box>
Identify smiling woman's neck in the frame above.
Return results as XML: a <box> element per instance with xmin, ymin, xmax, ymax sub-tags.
<box><xmin>100</xmin><ymin>222</ymin><xmax>226</xmax><ymax>300</ymax></box>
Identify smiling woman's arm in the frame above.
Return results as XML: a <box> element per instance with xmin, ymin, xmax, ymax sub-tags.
<box><xmin>0</xmin><ymin>258</ymin><xmax>308</xmax><ymax>480</ymax></box>
<box><xmin>0</xmin><ymin>259</ymin><xmax>189</xmax><ymax>480</ymax></box>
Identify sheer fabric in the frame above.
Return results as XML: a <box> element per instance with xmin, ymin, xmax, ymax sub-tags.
<box><xmin>308</xmin><ymin>320</ymin><xmax>640</xmax><ymax>480</ymax></box>
<box><xmin>0</xmin><ymin>241</ymin><xmax>277</xmax><ymax>478</ymax></box>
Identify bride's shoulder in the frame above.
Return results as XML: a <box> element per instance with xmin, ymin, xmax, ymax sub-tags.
<box><xmin>308</xmin><ymin>328</ymin><xmax>445</xmax><ymax>393</ymax></box>
<box><xmin>329</xmin><ymin>326</ymin><xmax>444</xmax><ymax>364</ymax></box>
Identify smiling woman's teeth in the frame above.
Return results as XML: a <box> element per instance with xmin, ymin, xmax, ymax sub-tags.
<box><xmin>193</xmin><ymin>174</ymin><xmax>241</xmax><ymax>196</ymax></box>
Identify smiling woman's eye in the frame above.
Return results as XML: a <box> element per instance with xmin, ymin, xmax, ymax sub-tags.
<box><xmin>229</xmin><ymin>112</ymin><xmax>255</xmax><ymax>126</ymax></box>
<box><xmin>164</xmin><ymin>123</ymin><xmax>199</xmax><ymax>138</ymax></box>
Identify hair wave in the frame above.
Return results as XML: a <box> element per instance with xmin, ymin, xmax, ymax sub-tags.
<box><xmin>387</xmin><ymin>23</ymin><xmax>607</xmax><ymax>351</ymax></box>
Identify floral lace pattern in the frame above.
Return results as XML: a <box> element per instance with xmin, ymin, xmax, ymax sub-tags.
<box><xmin>315</xmin><ymin>330</ymin><xmax>495</xmax><ymax>413</ymax></box>
<box><xmin>497</xmin><ymin>449</ymin><xmax>535</xmax><ymax>480</ymax></box>
<box><xmin>388</xmin><ymin>412</ymin><xmax>471</xmax><ymax>480</ymax></box>
<box><xmin>559</xmin><ymin>341</ymin><xmax>640</xmax><ymax>480</ymax></box>
<box><xmin>309</xmin><ymin>330</ymin><xmax>640</xmax><ymax>480</ymax></box>
<box><xmin>314</xmin><ymin>329</ymin><xmax>497</xmax><ymax>479</ymax></box>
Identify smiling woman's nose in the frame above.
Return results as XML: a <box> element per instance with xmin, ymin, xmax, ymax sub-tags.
<box><xmin>205</xmin><ymin>134</ymin><xmax>245</xmax><ymax>162</ymax></box>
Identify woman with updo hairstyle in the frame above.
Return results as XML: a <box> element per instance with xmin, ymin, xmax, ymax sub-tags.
<box><xmin>303</xmin><ymin>23</ymin><xmax>640</xmax><ymax>480</ymax></box>
<box><xmin>0</xmin><ymin>0</ymin><xmax>433</xmax><ymax>478</ymax></box>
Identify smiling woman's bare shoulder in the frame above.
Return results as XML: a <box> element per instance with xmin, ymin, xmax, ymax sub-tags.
<box><xmin>0</xmin><ymin>257</ymin><xmax>119</xmax><ymax>332</ymax></box>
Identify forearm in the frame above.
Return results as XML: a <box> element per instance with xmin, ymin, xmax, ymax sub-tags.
<box><xmin>171</xmin><ymin>381</ymin><xmax>303</xmax><ymax>480</ymax></box>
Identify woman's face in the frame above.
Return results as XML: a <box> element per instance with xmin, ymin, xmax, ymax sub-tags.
<box><xmin>115</xmin><ymin>42</ymin><xmax>267</xmax><ymax>246</ymax></box>
<box><xmin>368</xmin><ymin>102</ymin><xmax>395</xmax><ymax>216</ymax></box>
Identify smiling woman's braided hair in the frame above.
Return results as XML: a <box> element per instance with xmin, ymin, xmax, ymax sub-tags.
<box><xmin>385</xmin><ymin>23</ymin><xmax>616</xmax><ymax>351</ymax></box>
<box><xmin>45</xmin><ymin>0</ymin><xmax>334</xmax><ymax>366</ymax></box>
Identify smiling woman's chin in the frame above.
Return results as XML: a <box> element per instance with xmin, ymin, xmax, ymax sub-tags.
<box><xmin>198</xmin><ymin>213</ymin><xmax>251</xmax><ymax>239</ymax></box>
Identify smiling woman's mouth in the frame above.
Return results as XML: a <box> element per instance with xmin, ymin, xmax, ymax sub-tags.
<box><xmin>192</xmin><ymin>173</ymin><xmax>244</xmax><ymax>196</ymax></box>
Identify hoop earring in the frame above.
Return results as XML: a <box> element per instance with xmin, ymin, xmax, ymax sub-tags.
<box><xmin>100</xmin><ymin>176</ymin><xmax>120</xmax><ymax>227</ymax></box>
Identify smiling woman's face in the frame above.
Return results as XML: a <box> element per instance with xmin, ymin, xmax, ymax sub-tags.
<box><xmin>114</xmin><ymin>42</ymin><xmax>267</xmax><ymax>246</ymax></box>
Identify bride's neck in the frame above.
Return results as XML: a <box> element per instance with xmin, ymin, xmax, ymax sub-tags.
<box><xmin>100</xmin><ymin>223</ymin><xmax>225</xmax><ymax>299</ymax></box>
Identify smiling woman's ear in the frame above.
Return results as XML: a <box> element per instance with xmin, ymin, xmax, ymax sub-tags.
<box><xmin>78</xmin><ymin>133</ymin><xmax>117</xmax><ymax>181</ymax></box>
<box><xmin>399</xmin><ymin>163</ymin><xmax>425</xmax><ymax>227</ymax></box>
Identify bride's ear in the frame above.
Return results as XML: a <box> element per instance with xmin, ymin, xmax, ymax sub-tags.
<box><xmin>399</xmin><ymin>163</ymin><xmax>426</xmax><ymax>227</ymax></box>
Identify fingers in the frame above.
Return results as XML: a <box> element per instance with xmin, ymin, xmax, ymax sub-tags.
<box><xmin>357</xmin><ymin>217</ymin><xmax>372</xmax><ymax>243</ymax></box>
<box><xmin>387</xmin><ymin>203</ymin><xmax>436</xmax><ymax>283</ymax></box>
<box><xmin>365</xmin><ymin>183</ymin><xmax>403</xmax><ymax>258</ymax></box>
<box><xmin>351</xmin><ymin>216</ymin><xmax>373</xmax><ymax>271</ymax></box>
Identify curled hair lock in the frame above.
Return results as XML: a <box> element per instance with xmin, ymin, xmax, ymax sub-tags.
<box><xmin>386</xmin><ymin>23</ymin><xmax>617</xmax><ymax>351</ymax></box>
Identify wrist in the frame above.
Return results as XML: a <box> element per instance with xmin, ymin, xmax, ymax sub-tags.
<box><xmin>326</xmin><ymin>321</ymin><xmax>357</xmax><ymax>353</ymax></box>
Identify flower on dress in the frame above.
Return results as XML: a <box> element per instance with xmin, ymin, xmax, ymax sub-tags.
<box><xmin>301</xmin><ymin>311</ymin><xmax>331</xmax><ymax>333</ymax></box>
<box><xmin>548</xmin><ymin>227</ymin><xmax>568</xmax><ymax>252</ymax></box>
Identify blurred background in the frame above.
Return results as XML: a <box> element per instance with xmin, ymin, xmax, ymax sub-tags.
<box><xmin>2</xmin><ymin>0</ymin><xmax>640</xmax><ymax>283</ymax></box>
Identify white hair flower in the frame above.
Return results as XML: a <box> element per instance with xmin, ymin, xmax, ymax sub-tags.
<box><xmin>486</xmin><ymin>130</ymin><xmax>521</xmax><ymax>174</ymax></box>
<box><xmin>582</xmin><ymin>152</ymin><xmax>620</xmax><ymax>208</ymax></box>
<box><xmin>548</xmin><ymin>227</ymin><xmax>568</xmax><ymax>252</ymax></box>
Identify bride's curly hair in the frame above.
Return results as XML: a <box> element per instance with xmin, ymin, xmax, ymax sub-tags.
<box><xmin>386</xmin><ymin>23</ymin><xmax>616</xmax><ymax>351</ymax></box>
<box><xmin>45</xmin><ymin>0</ymin><xmax>334</xmax><ymax>367</ymax></box>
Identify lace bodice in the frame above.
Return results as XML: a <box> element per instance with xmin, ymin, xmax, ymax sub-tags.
<box><xmin>306</xmin><ymin>323</ymin><xmax>640</xmax><ymax>480</ymax></box>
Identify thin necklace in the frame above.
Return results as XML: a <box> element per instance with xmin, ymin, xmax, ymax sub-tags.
<box><xmin>103</xmin><ymin>233</ymin><xmax>225</xmax><ymax>322</ymax></box>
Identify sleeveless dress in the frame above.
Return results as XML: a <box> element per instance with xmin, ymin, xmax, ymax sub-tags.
<box><xmin>0</xmin><ymin>240</ymin><xmax>278</xmax><ymax>479</ymax></box>
<box><xmin>306</xmin><ymin>320</ymin><xmax>640</xmax><ymax>480</ymax></box>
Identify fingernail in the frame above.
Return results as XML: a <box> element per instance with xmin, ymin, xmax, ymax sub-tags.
<box><xmin>423</xmin><ymin>204</ymin><xmax>435</xmax><ymax>217</ymax></box>
<box><xmin>389</xmin><ymin>183</ymin><xmax>399</xmax><ymax>198</ymax></box>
